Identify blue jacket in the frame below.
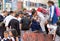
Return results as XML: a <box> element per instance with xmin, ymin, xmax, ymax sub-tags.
<box><xmin>50</xmin><ymin>6</ymin><xmax>58</xmax><ymax>24</ymax></box>
<box><xmin>31</xmin><ymin>19</ymin><xmax>42</xmax><ymax>32</ymax></box>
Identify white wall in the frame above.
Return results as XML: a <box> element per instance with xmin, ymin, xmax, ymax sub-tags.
<box><xmin>23</xmin><ymin>0</ymin><xmax>48</xmax><ymax>10</ymax></box>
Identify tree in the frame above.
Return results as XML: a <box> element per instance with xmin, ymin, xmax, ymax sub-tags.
<box><xmin>58</xmin><ymin>0</ymin><xmax>60</xmax><ymax>8</ymax></box>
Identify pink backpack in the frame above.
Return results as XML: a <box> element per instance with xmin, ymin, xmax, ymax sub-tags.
<box><xmin>56</xmin><ymin>7</ymin><xmax>60</xmax><ymax>16</ymax></box>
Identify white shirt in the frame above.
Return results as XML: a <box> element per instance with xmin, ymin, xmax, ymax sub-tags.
<box><xmin>28</xmin><ymin>12</ymin><xmax>32</xmax><ymax>16</ymax></box>
<box><xmin>49</xmin><ymin>6</ymin><xmax>55</xmax><ymax>18</ymax></box>
<box><xmin>37</xmin><ymin>11</ymin><xmax>45</xmax><ymax>21</ymax></box>
<box><xmin>1</xmin><ymin>37</ymin><xmax>10</xmax><ymax>41</ymax></box>
<box><xmin>11</xmin><ymin>37</ymin><xmax>15</xmax><ymax>41</ymax></box>
<box><xmin>4</xmin><ymin>15</ymin><xmax>16</xmax><ymax>27</ymax></box>
<box><xmin>1</xmin><ymin>37</ymin><xmax>15</xmax><ymax>41</ymax></box>
<box><xmin>47</xmin><ymin>24</ymin><xmax>57</xmax><ymax>30</ymax></box>
<box><xmin>18</xmin><ymin>17</ymin><xmax>21</xmax><ymax>23</ymax></box>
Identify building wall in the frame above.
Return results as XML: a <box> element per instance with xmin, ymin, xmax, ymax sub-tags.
<box><xmin>1</xmin><ymin>0</ymin><xmax>59</xmax><ymax>11</ymax></box>
<box><xmin>2</xmin><ymin>0</ymin><xmax>50</xmax><ymax>11</ymax></box>
<box><xmin>3</xmin><ymin>0</ymin><xmax>18</xmax><ymax>11</ymax></box>
<box><xmin>22</xmin><ymin>0</ymin><xmax>48</xmax><ymax>10</ymax></box>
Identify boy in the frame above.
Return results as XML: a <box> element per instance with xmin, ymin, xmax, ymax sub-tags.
<box><xmin>1</xmin><ymin>31</ymin><xmax>10</xmax><ymax>41</ymax></box>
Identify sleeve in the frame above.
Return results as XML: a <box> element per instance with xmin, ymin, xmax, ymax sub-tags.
<box><xmin>1</xmin><ymin>39</ymin><xmax>3</xmax><ymax>41</ymax></box>
<box><xmin>50</xmin><ymin>6</ymin><xmax>55</xmax><ymax>18</ymax></box>
<box><xmin>0</xmin><ymin>15</ymin><xmax>4</xmax><ymax>22</ymax></box>
<box><xmin>11</xmin><ymin>37</ymin><xmax>15</xmax><ymax>41</ymax></box>
<box><xmin>20</xmin><ymin>18</ymin><xmax>23</xmax><ymax>24</ymax></box>
<box><xmin>3</xmin><ymin>17</ymin><xmax>9</xmax><ymax>27</ymax></box>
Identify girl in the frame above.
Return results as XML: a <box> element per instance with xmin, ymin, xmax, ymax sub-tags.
<box><xmin>9</xmin><ymin>29</ymin><xmax>19</xmax><ymax>41</ymax></box>
<box><xmin>47</xmin><ymin>1</ymin><xmax>58</xmax><ymax>40</ymax></box>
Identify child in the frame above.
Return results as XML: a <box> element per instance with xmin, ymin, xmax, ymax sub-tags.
<box><xmin>9</xmin><ymin>29</ymin><xmax>19</xmax><ymax>41</ymax></box>
<box><xmin>1</xmin><ymin>31</ymin><xmax>10</xmax><ymax>41</ymax></box>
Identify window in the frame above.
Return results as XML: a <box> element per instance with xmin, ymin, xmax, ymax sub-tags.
<box><xmin>34</xmin><ymin>3</ymin><xmax>37</xmax><ymax>7</ymax></box>
<box><xmin>5</xmin><ymin>0</ymin><xmax>12</xmax><ymax>3</ymax></box>
<box><xmin>31</xmin><ymin>2</ymin><xmax>34</xmax><ymax>7</ymax></box>
<box><xmin>39</xmin><ymin>3</ymin><xmax>41</xmax><ymax>6</ymax></box>
<box><xmin>26</xmin><ymin>1</ymin><xmax>30</xmax><ymax>7</ymax></box>
<box><xmin>36</xmin><ymin>3</ymin><xmax>39</xmax><ymax>7</ymax></box>
<box><xmin>43</xmin><ymin>5</ymin><xmax>47</xmax><ymax>8</ymax></box>
<box><xmin>41</xmin><ymin>4</ymin><xmax>44</xmax><ymax>6</ymax></box>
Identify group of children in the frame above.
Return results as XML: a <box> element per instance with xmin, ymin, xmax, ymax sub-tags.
<box><xmin>0</xmin><ymin>1</ymin><xmax>59</xmax><ymax>41</ymax></box>
<box><xmin>0</xmin><ymin>29</ymin><xmax>18</xmax><ymax>41</ymax></box>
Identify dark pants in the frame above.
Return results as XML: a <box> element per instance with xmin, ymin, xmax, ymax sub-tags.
<box><xmin>0</xmin><ymin>26</ymin><xmax>6</xmax><ymax>39</ymax></box>
<box><xmin>45</xmin><ymin>24</ymin><xmax>48</xmax><ymax>34</ymax></box>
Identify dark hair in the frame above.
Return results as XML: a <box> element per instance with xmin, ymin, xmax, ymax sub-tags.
<box><xmin>32</xmin><ymin>9</ymin><xmax>35</xmax><ymax>11</ymax></box>
<box><xmin>18</xmin><ymin>11</ymin><xmax>23</xmax><ymax>14</ymax></box>
<box><xmin>4</xmin><ymin>31</ymin><xmax>9</xmax><ymax>34</ymax></box>
<box><xmin>24</xmin><ymin>13</ymin><xmax>29</xmax><ymax>17</ymax></box>
<box><xmin>15</xmin><ymin>11</ymin><xmax>23</xmax><ymax>17</ymax></box>
<box><xmin>15</xmin><ymin>14</ymin><xmax>19</xmax><ymax>17</ymax></box>
<box><xmin>23</xmin><ymin>8</ymin><xmax>27</xmax><ymax>11</ymax></box>
<box><xmin>10</xmin><ymin>29</ymin><xmax>18</xmax><ymax>37</ymax></box>
<box><xmin>48</xmin><ymin>1</ymin><xmax>54</xmax><ymax>5</ymax></box>
<box><xmin>9</xmin><ymin>11</ymin><xmax>14</xmax><ymax>14</ymax></box>
<box><xmin>32</xmin><ymin>10</ymin><xmax>36</xmax><ymax>15</ymax></box>
<box><xmin>3</xmin><ymin>11</ymin><xmax>7</xmax><ymax>13</ymax></box>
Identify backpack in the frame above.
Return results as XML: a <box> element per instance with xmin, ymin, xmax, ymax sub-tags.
<box><xmin>21</xmin><ymin>16</ymin><xmax>31</xmax><ymax>30</ymax></box>
<box><xmin>56</xmin><ymin>7</ymin><xmax>60</xmax><ymax>17</ymax></box>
